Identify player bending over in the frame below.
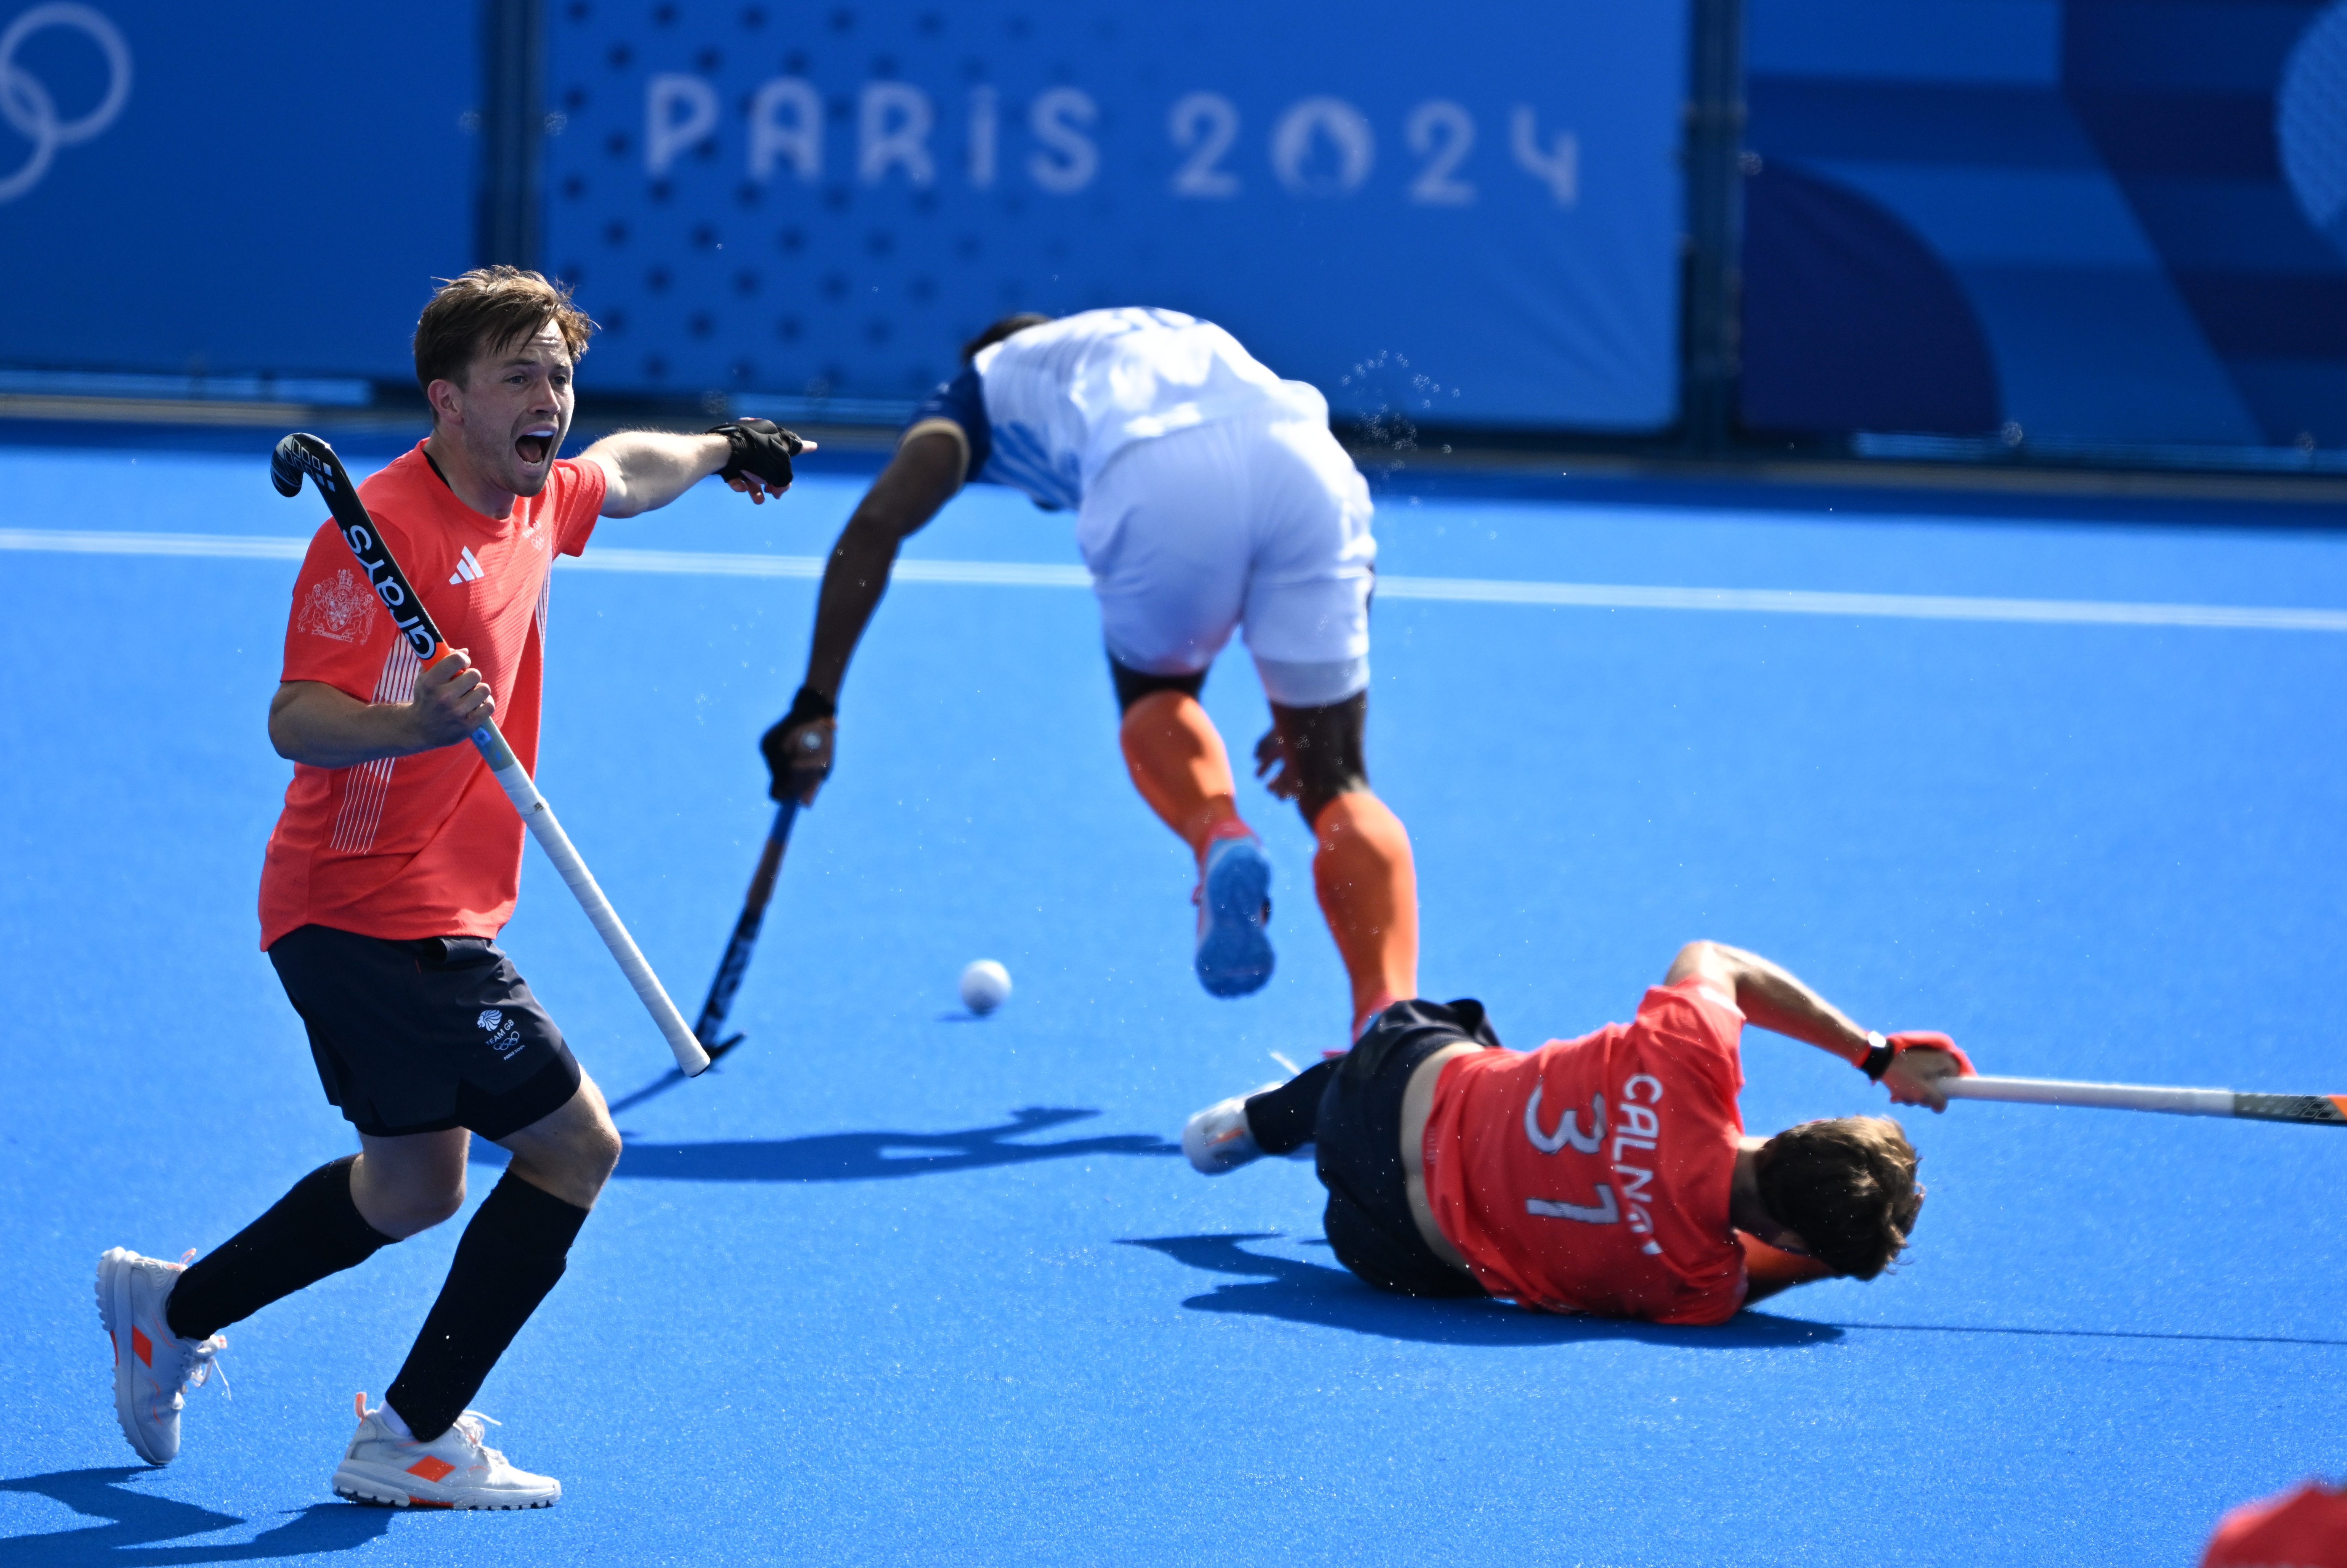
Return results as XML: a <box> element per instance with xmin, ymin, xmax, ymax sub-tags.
<box><xmin>1183</xmin><ymin>940</ymin><xmax>1974</xmax><ymax>1322</ymax></box>
<box><xmin>97</xmin><ymin>267</ymin><xmax>806</xmax><ymax>1507</ymax></box>
<box><xmin>762</xmin><ymin>308</ymin><xmax>1415</xmax><ymax>1038</ymax></box>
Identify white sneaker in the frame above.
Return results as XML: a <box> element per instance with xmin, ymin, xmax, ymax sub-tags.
<box><xmin>1182</xmin><ymin>1083</ymin><xmax>1283</xmax><ymax>1175</ymax></box>
<box><xmin>96</xmin><ymin>1247</ymin><xmax>227</xmax><ymax>1465</ymax></box>
<box><xmin>332</xmin><ymin>1395</ymin><xmax>561</xmax><ymax>1510</ymax></box>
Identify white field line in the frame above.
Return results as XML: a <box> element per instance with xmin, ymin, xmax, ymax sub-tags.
<box><xmin>6</xmin><ymin>527</ymin><xmax>2347</xmax><ymax>633</ymax></box>
<box><xmin>0</xmin><ymin>527</ymin><xmax>309</xmax><ymax>560</ymax></box>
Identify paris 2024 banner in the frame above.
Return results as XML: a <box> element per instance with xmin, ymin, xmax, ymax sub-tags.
<box><xmin>540</xmin><ymin>0</ymin><xmax>1691</xmax><ymax>432</ymax></box>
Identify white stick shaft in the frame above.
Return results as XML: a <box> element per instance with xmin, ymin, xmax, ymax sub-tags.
<box><xmin>470</xmin><ymin>723</ymin><xmax>710</xmax><ymax>1077</ymax></box>
<box><xmin>1940</xmin><ymin>1075</ymin><xmax>2233</xmax><ymax>1117</ymax></box>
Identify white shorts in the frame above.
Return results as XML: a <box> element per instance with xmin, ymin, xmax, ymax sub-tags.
<box><xmin>1076</xmin><ymin>409</ymin><xmax>1376</xmax><ymax>709</ymax></box>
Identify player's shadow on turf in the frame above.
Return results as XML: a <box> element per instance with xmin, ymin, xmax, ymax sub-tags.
<box><xmin>1122</xmin><ymin>1234</ymin><xmax>1847</xmax><ymax>1350</ymax></box>
<box><xmin>470</xmin><ymin>1106</ymin><xmax>1178</xmax><ymax>1181</ymax></box>
<box><xmin>0</xmin><ymin>1467</ymin><xmax>392</xmax><ymax>1563</ymax></box>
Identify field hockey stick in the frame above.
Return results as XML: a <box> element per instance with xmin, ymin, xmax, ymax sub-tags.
<box><xmin>690</xmin><ymin>796</ymin><xmax>800</xmax><ymax>1063</ymax></box>
<box><xmin>1941</xmin><ymin>1074</ymin><xmax>2347</xmax><ymax>1127</ymax></box>
<box><xmin>270</xmin><ymin>432</ymin><xmax>710</xmax><ymax>1078</ymax></box>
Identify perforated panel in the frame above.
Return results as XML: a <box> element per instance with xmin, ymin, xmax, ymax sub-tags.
<box><xmin>540</xmin><ymin>0</ymin><xmax>1689</xmax><ymax>430</ymax></box>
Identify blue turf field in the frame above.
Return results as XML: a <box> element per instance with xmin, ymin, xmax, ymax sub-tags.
<box><xmin>5</xmin><ymin>441</ymin><xmax>2346</xmax><ymax>1565</ymax></box>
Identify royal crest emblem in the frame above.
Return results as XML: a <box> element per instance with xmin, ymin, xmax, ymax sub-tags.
<box><xmin>295</xmin><ymin>568</ymin><xmax>377</xmax><ymax>643</ymax></box>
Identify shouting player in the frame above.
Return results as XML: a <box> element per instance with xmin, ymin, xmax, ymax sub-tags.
<box><xmin>761</xmin><ymin>308</ymin><xmax>1415</xmax><ymax>1037</ymax></box>
<box><xmin>1182</xmin><ymin>940</ymin><xmax>1973</xmax><ymax>1322</ymax></box>
<box><xmin>96</xmin><ymin>267</ymin><xmax>805</xmax><ymax>1506</ymax></box>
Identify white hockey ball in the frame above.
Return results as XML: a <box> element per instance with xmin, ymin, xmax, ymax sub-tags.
<box><xmin>959</xmin><ymin>959</ymin><xmax>1012</xmax><ymax>1016</ymax></box>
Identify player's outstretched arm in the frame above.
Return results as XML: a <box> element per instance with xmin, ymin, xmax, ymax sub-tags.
<box><xmin>583</xmin><ymin>420</ymin><xmax>812</xmax><ymax>517</ymax></box>
<box><xmin>761</xmin><ymin>428</ymin><xmax>967</xmax><ymax>804</ymax></box>
<box><xmin>268</xmin><ymin>651</ymin><xmax>496</xmax><ymax>769</ymax></box>
<box><xmin>1665</xmin><ymin>940</ymin><xmax>1968</xmax><ymax>1111</ymax></box>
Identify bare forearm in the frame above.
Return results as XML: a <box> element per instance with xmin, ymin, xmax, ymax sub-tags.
<box><xmin>583</xmin><ymin>430</ymin><xmax>730</xmax><ymax>517</ymax></box>
<box><xmin>270</xmin><ymin>684</ymin><xmax>433</xmax><ymax>768</ymax></box>
<box><xmin>271</xmin><ymin>654</ymin><xmax>494</xmax><ymax>767</ymax></box>
<box><xmin>800</xmin><ymin>432</ymin><xmax>965</xmax><ymax>700</ymax></box>
<box><xmin>1735</xmin><ymin>955</ymin><xmax>1869</xmax><ymax>1061</ymax></box>
<box><xmin>1676</xmin><ymin>942</ymin><xmax>1870</xmax><ymax>1063</ymax></box>
<box><xmin>803</xmin><ymin>515</ymin><xmax>904</xmax><ymax>700</ymax></box>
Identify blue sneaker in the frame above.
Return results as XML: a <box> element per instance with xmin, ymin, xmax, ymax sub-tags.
<box><xmin>1194</xmin><ymin>835</ymin><xmax>1274</xmax><ymax>997</ymax></box>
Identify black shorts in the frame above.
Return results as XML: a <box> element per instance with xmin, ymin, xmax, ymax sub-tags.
<box><xmin>1316</xmin><ymin>998</ymin><xmax>1501</xmax><ymax>1300</ymax></box>
<box><xmin>268</xmin><ymin>924</ymin><xmax>582</xmax><ymax>1140</ymax></box>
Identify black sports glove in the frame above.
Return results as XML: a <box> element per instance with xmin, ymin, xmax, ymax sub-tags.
<box><xmin>708</xmin><ymin>417</ymin><xmax>805</xmax><ymax>488</ymax></box>
<box><xmin>760</xmin><ymin>684</ymin><xmax>838</xmax><ymax>805</ymax></box>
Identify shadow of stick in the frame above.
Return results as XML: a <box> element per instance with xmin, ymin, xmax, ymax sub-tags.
<box><xmin>468</xmin><ymin>1106</ymin><xmax>1178</xmax><ymax>1182</ymax></box>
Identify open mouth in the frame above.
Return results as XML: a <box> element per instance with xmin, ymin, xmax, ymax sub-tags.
<box><xmin>515</xmin><ymin>429</ymin><xmax>554</xmax><ymax>466</ymax></box>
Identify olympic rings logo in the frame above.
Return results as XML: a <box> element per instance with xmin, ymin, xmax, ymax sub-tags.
<box><xmin>0</xmin><ymin>4</ymin><xmax>130</xmax><ymax>204</ymax></box>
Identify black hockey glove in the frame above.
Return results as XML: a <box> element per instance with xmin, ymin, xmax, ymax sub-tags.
<box><xmin>708</xmin><ymin>417</ymin><xmax>806</xmax><ymax>488</ymax></box>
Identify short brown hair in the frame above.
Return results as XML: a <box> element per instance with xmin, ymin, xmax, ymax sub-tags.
<box><xmin>1756</xmin><ymin>1116</ymin><xmax>1923</xmax><ymax>1280</ymax></box>
<box><xmin>961</xmin><ymin>312</ymin><xmax>1051</xmax><ymax>364</ymax></box>
<box><xmin>413</xmin><ymin>266</ymin><xmax>596</xmax><ymax>398</ymax></box>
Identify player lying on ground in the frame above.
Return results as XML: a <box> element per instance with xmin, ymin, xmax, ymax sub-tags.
<box><xmin>1183</xmin><ymin>940</ymin><xmax>1973</xmax><ymax>1322</ymax></box>
<box><xmin>97</xmin><ymin>266</ymin><xmax>806</xmax><ymax>1508</ymax></box>
<box><xmin>762</xmin><ymin>308</ymin><xmax>1416</xmax><ymax>1039</ymax></box>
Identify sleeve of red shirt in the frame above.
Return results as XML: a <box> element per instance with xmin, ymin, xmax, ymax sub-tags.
<box><xmin>1639</xmin><ymin>978</ymin><xmax>1747</xmax><ymax>1117</ymax></box>
<box><xmin>279</xmin><ymin>520</ymin><xmax>396</xmax><ymax>700</ymax></box>
<box><xmin>2201</xmin><ymin>1483</ymin><xmax>2347</xmax><ymax>1567</ymax></box>
<box><xmin>554</xmin><ymin>456</ymin><xmax>607</xmax><ymax>557</ymax></box>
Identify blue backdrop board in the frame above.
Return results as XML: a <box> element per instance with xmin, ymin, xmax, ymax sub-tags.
<box><xmin>539</xmin><ymin>0</ymin><xmax>1689</xmax><ymax>431</ymax></box>
<box><xmin>0</xmin><ymin>0</ymin><xmax>477</xmax><ymax>387</ymax></box>
<box><xmin>1740</xmin><ymin>0</ymin><xmax>2347</xmax><ymax>452</ymax></box>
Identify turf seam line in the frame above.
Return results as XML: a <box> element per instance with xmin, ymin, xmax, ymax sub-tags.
<box><xmin>8</xmin><ymin>528</ymin><xmax>2347</xmax><ymax>632</ymax></box>
<box><xmin>1825</xmin><ymin>1321</ymin><xmax>2347</xmax><ymax>1349</ymax></box>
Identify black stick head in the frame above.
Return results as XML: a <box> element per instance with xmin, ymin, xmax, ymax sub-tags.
<box><xmin>270</xmin><ymin>432</ymin><xmax>345</xmax><ymax>499</ymax></box>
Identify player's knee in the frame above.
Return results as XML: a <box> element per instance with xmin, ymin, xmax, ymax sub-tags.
<box><xmin>376</xmin><ymin>1179</ymin><xmax>466</xmax><ymax>1239</ymax></box>
<box><xmin>570</xmin><ymin>1100</ymin><xmax>624</xmax><ymax>1186</ymax></box>
<box><xmin>582</xmin><ymin>1118</ymin><xmax>623</xmax><ymax>1184</ymax></box>
<box><xmin>1296</xmin><ymin>773</ymin><xmax>1370</xmax><ymax>829</ymax></box>
<box><xmin>422</xmin><ymin>1182</ymin><xmax>467</xmax><ymax>1229</ymax></box>
<box><xmin>1272</xmin><ymin>693</ymin><xmax>1371</xmax><ymax>826</ymax></box>
<box><xmin>1109</xmin><ymin>654</ymin><xmax>1206</xmax><ymax>716</ymax></box>
<box><xmin>549</xmin><ymin>1112</ymin><xmax>622</xmax><ymax>1191</ymax></box>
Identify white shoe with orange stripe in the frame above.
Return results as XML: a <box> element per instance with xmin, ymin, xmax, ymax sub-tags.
<box><xmin>332</xmin><ymin>1396</ymin><xmax>560</xmax><ymax>1510</ymax></box>
<box><xmin>1182</xmin><ymin>1083</ymin><xmax>1284</xmax><ymax>1174</ymax></box>
<box><xmin>96</xmin><ymin>1247</ymin><xmax>227</xmax><ymax>1465</ymax></box>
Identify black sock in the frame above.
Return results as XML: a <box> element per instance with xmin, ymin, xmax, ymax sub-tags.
<box><xmin>1246</xmin><ymin>1059</ymin><xmax>1340</xmax><ymax>1154</ymax></box>
<box><xmin>385</xmin><ymin>1172</ymin><xmax>590</xmax><ymax>1441</ymax></box>
<box><xmin>166</xmin><ymin>1156</ymin><xmax>396</xmax><ymax>1342</ymax></box>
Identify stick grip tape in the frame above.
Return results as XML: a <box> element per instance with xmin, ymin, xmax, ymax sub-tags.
<box><xmin>2231</xmin><ymin>1093</ymin><xmax>2347</xmax><ymax>1126</ymax></box>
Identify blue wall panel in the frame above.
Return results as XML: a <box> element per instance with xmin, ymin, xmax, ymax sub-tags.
<box><xmin>539</xmin><ymin>0</ymin><xmax>1689</xmax><ymax>431</ymax></box>
<box><xmin>0</xmin><ymin>1</ymin><xmax>478</xmax><ymax>385</ymax></box>
<box><xmin>1742</xmin><ymin>0</ymin><xmax>2347</xmax><ymax>450</ymax></box>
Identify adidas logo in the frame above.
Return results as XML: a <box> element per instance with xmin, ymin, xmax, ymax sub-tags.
<box><xmin>448</xmin><ymin>547</ymin><xmax>485</xmax><ymax>585</ymax></box>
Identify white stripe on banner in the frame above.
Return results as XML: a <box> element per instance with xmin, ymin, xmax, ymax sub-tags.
<box><xmin>6</xmin><ymin>527</ymin><xmax>2347</xmax><ymax>633</ymax></box>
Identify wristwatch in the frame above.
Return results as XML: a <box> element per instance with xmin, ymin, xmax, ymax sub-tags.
<box><xmin>1859</xmin><ymin>1031</ymin><xmax>1894</xmax><ymax>1081</ymax></box>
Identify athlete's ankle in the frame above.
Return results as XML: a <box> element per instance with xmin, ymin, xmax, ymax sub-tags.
<box><xmin>377</xmin><ymin>1402</ymin><xmax>416</xmax><ymax>1440</ymax></box>
<box><xmin>1196</xmin><ymin>813</ymin><xmax>1255</xmax><ymax>861</ymax></box>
